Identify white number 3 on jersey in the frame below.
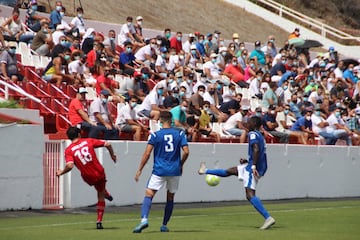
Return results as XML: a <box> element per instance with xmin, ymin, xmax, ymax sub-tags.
<box><xmin>164</xmin><ymin>134</ymin><xmax>174</xmax><ymax>152</ymax></box>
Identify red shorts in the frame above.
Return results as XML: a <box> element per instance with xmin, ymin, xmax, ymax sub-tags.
<box><xmin>82</xmin><ymin>174</ymin><xmax>106</xmax><ymax>192</ymax></box>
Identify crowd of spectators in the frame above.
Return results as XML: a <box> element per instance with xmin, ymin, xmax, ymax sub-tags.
<box><xmin>1</xmin><ymin>1</ymin><xmax>360</xmax><ymax>144</ymax></box>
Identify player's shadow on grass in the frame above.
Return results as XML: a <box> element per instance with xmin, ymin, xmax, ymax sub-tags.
<box><xmin>144</xmin><ymin>229</ymin><xmax>208</xmax><ymax>234</ymax></box>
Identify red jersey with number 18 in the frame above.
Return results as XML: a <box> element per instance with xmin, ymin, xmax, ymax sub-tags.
<box><xmin>65</xmin><ymin>138</ymin><xmax>106</xmax><ymax>185</ymax></box>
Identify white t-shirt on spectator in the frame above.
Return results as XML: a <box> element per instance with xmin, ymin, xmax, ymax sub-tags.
<box><xmin>203</xmin><ymin>60</ymin><xmax>220</xmax><ymax>79</ymax></box>
<box><xmin>70</xmin><ymin>16</ymin><xmax>86</xmax><ymax>34</ymax></box>
<box><xmin>52</xmin><ymin>31</ymin><xmax>65</xmax><ymax>45</ymax></box>
<box><xmin>223</xmin><ymin>112</ymin><xmax>242</xmax><ymax>130</ymax></box>
<box><xmin>115</xmin><ymin>103</ymin><xmax>137</xmax><ymax>126</ymax></box>
<box><xmin>311</xmin><ymin>114</ymin><xmax>326</xmax><ymax>134</ymax></box>
<box><xmin>139</xmin><ymin>90</ymin><xmax>163</xmax><ymax>111</ymax></box>
<box><xmin>167</xmin><ymin>55</ymin><xmax>179</xmax><ymax>71</ymax></box>
<box><xmin>135</xmin><ymin>44</ymin><xmax>152</xmax><ymax>62</ymax></box>
<box><xmin>118</xmin><ymin>23</ymin><xmax>136</xmax><ymax>45</ymax></box>
<box><xmin>68</xmin><ymin>60</ymin><xmax>86</xmax><ymax>75</ymax></box>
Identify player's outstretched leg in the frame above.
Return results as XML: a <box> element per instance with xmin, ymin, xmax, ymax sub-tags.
<box><xmin>198</xmin><ymin>162</ymin><xmax>232</xmax><ymax>177</ymax></box>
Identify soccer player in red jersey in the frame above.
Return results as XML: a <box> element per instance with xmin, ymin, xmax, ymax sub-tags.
<box><xmin>56</xmin><ymin>126</ymin><xmax>117</xmax><ymax>229</ymax></box>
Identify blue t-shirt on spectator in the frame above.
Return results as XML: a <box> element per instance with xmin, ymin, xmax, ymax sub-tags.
<box><xmin>49</xmin><ymin>10</ymin><xmax>61</xmax><ymax>30</ymax></box>
<box><xmin>270</xmin><ymin>62</ymin><xmax>286</xmax><ymax>77</ymax></box>
<box><xmin>250</xmin><ymin>49</ymin><xmax>265</xmax><ymax>65</ymax></box>
<box><xmin>278</xmin><ymin>71</ymin><xmax>297</xmax><ymax>87</ymax></box>
<box><xmin>262</xmin><ymin>113</ymin><xmax>276</xmax><ymax>131</ymax></box>
<box><xmin>119</xmin><ymin>52</ymin><xmax>136</xmax><ymax>68</ymax></box>
<box><xmin>290</xmin><ymin>116</ymin><xmax>312</xmax><ymax>131</ymax></box>
<box><xmin>343</xmin><ymin>69</ymin><xmax>358</xmax><ymax>83</ymax></box>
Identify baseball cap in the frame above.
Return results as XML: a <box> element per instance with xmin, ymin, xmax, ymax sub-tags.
<box><xmin>206</xmin><ymin>33</ymin><xmax>213</xmax><ymax>37</ymax></box>
<box><xmin>160</xmin><ymin>47</ymin><xmax>168</xmax><ymax>53</ymax></box>
<box><xmin>78</xmin><ymin>87</ymin><xmax>88</xmax><ymax>94</ymax></box>
<box><xmin>255</xmin><ymin>41</ymin><xmax>261</xmax><ymax>47</ymax></box>
<box><xmin>188</xmin><ymin>33</ymin><xmax>195</xmax><ymax>37</ymax></box>
<box><xmin>232</xmin><ymin>33</ymin><xmax>239</xmax><ymax>39</ymax></box>
<box><xmin>241</xmin><ymin>105</ymin><xmax>250</xmax><ymax>110</ymax></box>
<box><xmin>210</xmin><ymin>53</ymin><xmax>217</xmax><ymax>58</ymax></box>
<box><xmin>100</xmin><ymin>89</ymin><xmax>111</xmax><ymax>96</ymax></box>
<box><xmin>7</xmin><ymin>41</ymin><xmax>17</xmax><ymax>48</ymax></box>
<box><xmin>136</xmin><ymin>16</ymin><xmax>143</xmax><ymax>21</ymax></box>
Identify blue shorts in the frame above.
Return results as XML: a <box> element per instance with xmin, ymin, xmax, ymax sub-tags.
<box><xmin>139</xmin><ymin>109</ymin><xmax>151</xmax><ymax>118</ymax></box>
<box><xmin>43</xmin><ymin>74</ymin><xmax>53</xmax><ymax>82</ymax></box>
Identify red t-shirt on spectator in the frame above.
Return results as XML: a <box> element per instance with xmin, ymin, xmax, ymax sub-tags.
<box><xmin>224</xmin><ymin>64</ymin><xmax>245</xmax><ymax>83</ymax></box>
<box><xmin>68</xmin><ymin>98</ymin><xmax>85</xmax><ymax>125</ymax></box>
<box><xmin>96</xmin><ymin>74</ymin><xmax>113</xmax><ymax>95</ymax></box>
<box><xmin>170</xmin><ymin>36</ymin><xmax>183</xmax><ymax>54</ymax></box>
<box><xmin>86</xmin><ymin>49</ymin><xmax>97</xmax><ymax>68</ymax></box>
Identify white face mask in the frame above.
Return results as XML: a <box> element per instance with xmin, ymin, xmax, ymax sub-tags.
<box><xmin>137</xmin><ymin>21</ymin><xmax>142</xmax><ymax>26</ymax></box>
<box><xmin>306</xmin><ymin>116</ymin><xmax>311</xmax><ymax>121</ymax></box>
<box><xmin>198</xmin><ymin>91</ymin><xmax>204</xmax><ymax>96</ymax></box>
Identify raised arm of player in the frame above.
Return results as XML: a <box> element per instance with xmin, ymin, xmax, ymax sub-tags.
<box><xmin>104</xmin><ymin>141</ymin><xmax>117</xmax><ymax>163</ymax></box>
<box><xmin>135</xmin><ymin>144</ymin><xmax>154</xmax><ymax>182</ymax></box>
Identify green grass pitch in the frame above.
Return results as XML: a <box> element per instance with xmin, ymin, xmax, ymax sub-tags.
<box><xmin>1</xmin><ymin>199</ymin><xmax>359</xmax><ymax>240</ymax></box>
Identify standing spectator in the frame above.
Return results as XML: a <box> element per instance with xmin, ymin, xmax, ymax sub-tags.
<box><xmin>198</xmin><ymin>116</ymin><xmax>276</xmax><ymax>230</ymax></box>
<box><xmin>133</xmin><ymin>111</ymin><xmax>189</xmax><ymax>233</ymax></box>
<box><xmin>49</xmin><ymin>1</ymin><xmax>63</xmax><ymax>30</ymax></box>
<box><xmin>0</xmin><ymin>41</ymin><xmax>22</xmax><ymax>82</ymax></box>
<box><xmin>89</xmin><ymin>90</ymin><xmax>120</xmax><ymax>140</ymax></box>
<box><xmin>170</xmin><ymin>31</ymin><xmax>183</xmax><ymax>54</ymax></box>
<box><xmin>116</xmin><ymin>95</ymin><xmax>148</xmax><ymax>141</ymax></box>
<box><xmin>56</xmin><ymin>126</ymin><xmax>116</xmax><ymax>230</ymax></box>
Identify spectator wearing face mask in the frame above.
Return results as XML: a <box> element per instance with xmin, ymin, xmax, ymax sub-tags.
<box><xmin>325</xmin><ymin>106</ymin><xmax>352</xmax><ymax>145</ymax></box>
<box><xmin>31</xmin><ymin>21</ymin><xmax>53</xmax><ymax>56</ymax></box>
<box><xmin>138</xmin><ymin>84</ymin><xmax>165</xmax><ymax>120</ymax></box>
<box><xmin>70</xmin><ymin>7</ymin><xmax>86</xmax><ymax>37</ymax></box>
<box><xmin>133</xmin><ymin>16</ymin><xmax>144</xmax><ymax>43</ymax></box>
<box><xmin>49</xmin><ymin>0</ymin><xmax>63</xmax><ymax>30</ymax></box>
<box><xmin>170</xmin><ymin>31</ymin><xmax>183</xmax><ymax>54</ymax></box>
<box><xmin>262</xmin><ymin>105</ymin><xmax>289</xmax><ymax>143</ymax></box>
<box><xmin>311</xmin><ymin>105</ymin><xmax>338</xmax><ymax>145</ymax></box>
<box><xmin>290</xmin><ymin>109</ymin><xmax>317</xmax><ymax>144</ymax></box>
<box><xmin>194</xmin><ymin>101</ymin><xmax>220</xmax><ymax>142</ymax></box>
<box><xmin>0</xmin><ymin>41</ymin><xmax>23</xmax><ymax>81</ymax></box>
<box><xmin>89</xmin><ymin>89</ymin><xmax>120</xmax><ymax>140</ymax></box>
<box><xmin>203</xmin><ymin>53</ymin><xmax>221</xmax><ymax>80</ymax></box>
<box><xmin>343</xmin><ymin>64</ymin><xmax>357</xmax><ymax>87</ymax></box>
<box><xmin>119</xmin><ymin>16</ymin><xmax>144</xmax><ymax>49</ymax></box>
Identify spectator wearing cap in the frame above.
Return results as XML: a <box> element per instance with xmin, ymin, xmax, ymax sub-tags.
<box><xmin>68</xmin><ymin>87</ymin><xmax>101</xmax><ymax>137</ymax></box>
<box><xmin>224</xmin><ymin>56</ymin><xmax>247</xmax><ymax>88</ymax></box>
<box><xmin>31</xmin><ymin>21</ymin><xmax>53</xmax><ymax>56</ymax></box>
<box><xmin>250</xmin><ymin>41</ymin><xmax>266</xmax><ymax>67</ymax></box>
<box><xmin>118</xmin><ymin>16</ymin><xmax>144</xmax><ymax>49</ymax></box>
<box><xmin>232</xmin><ymin>33</ymin><xmax>240</xmax><ymax>52</ymax></box>
<box><xmin>222</xmin><ymin>105</ymin><xmax>249</xmax><ymax>143</ymax></box>
<box><xmin>185</xmin><ymin>44</ymin><xmax>203</xmax><ymax>71</ymax></box>
<box><xmin>69</xmin><ymin>7</ymin><xmax>86</xmax><ymax>36</ymax></box>
<box><xmin>290</xmin><ymin>109</ymin><xmax>317</xmax><ymax>144</ymax></box>
<box><xmin>119</xmin><ymin>41</ymin><xmax>136</xmax><ymax>76</ymax></box>
<box><xmin>0</xmin><ymin>42</ymin><xmax>23</xmax><ymax>82</ymax></box>
<box><xmin>203</xmin><ymin>52</ymin><xmax>221</xmax><ymax>80</ymax></box>
<box><xmin>262</xmin><ymin>82</ymin><xmax>278</xmax><ymax>111</ymax></box>
<box><xmin>43</xmin><ymin>48</ymin><xmax>76</xmax><ymax>86</ymax></box>
<box><xmin>49</xmin><ymin>0</ymin><xmax>63</xmax><ymax>30</ymax></box>
<box><xmin>170</xmin><ymin>31</ymin><xmax>183</xmax><ymax>54</ymax></box>
<box><xmin>138</xmin><ymin>84</ymin><xmax>165</xmax><ymax>120</ymax></box>
<box><xmin>263</xmin><ymin>105</ymin><xmax>289</xmax><ymax>143</ymax></box>
<box><xmin>52</xmin><ymin>24</ymin><xmax>66</xmax><ymax>45</ymax></box>
<box><xmin>133</xmin><ymin>16</ymin><xmax>144</xmax><ymax>42</ymax></box>
<box><xmin>89</xmin><ymin>89</ymin><xmax>119</xmax><ymax>140</ymax></box>
<box><xmin>115</xmin><ymin>95</ymin><xmax>148</xmax><ymax>141</ymax></box>
<box><xmin>311</xmin><ymin>105</ymin><xmax>338</xmax><ymax>145</ymax></box>
<box><xmin>182</xmin><ymin>33</ymin><xmax>195</xmax><ymax>54</ymax></box>
<box><xmin>325</xmin><ymin>106</ymin><xmax>351</xmax><ymax>145</ymax></box>
<box><xmin>25</xmin><ymin>0</ymin><xmax>49</xmax><ymax>33</ymax></box>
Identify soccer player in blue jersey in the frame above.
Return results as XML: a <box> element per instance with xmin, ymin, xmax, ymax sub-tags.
<box><xmin>198</xmin><ymin>115</ymin><xmax>276</xmax><ymax>230</ymax></box>
<box><xmin>133</xmin><ymin>111</ymin><xmax>190</xmax><ymax>233</ymax></box>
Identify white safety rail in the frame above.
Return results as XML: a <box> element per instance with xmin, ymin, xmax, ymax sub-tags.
<box><xmin>0</xmin><ymin>79</ymin><xmax>40</xmax><ymax>103</ymax></box>
<box><xmin>254</xmin><ymin>0</ymin><xmax>360</xmax><ymax>44</ymax></box>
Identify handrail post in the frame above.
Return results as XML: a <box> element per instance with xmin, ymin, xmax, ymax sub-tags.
<box><xmin>4</xmin><ymin>85</ymin><xmax>9</xmax><ymax>100</ymax></box>
<box><xmin>279</xmin><ymin>5</ymin><xmax>282</xmax><ymax>17</ymax></box>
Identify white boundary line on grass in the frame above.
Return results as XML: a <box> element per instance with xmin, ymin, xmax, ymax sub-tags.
<box><xmin>0</xmin><ymin>205</ymin><xmax>358</xmax><ymax>231</ymax></box>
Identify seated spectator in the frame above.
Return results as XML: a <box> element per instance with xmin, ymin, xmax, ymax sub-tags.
<box><xmin>170</xmin><ymin>99</ymin><xmax>190</xmax><ymax>130</ymax></box>
<box><xmin>311</xmin><ymin>106</ymin><xmax>338</xmax><ymax>145</ymax></box>
<box><xmin>87</xmin><ymin>42</ymin><xmax>104</xmax><ymax>70</ymax></box>
<box><xmin>103</xmin><ymin>29</ymin><xmax>118</xmax><ymax>62</ymax></box>
<box><xmin>262</xmin><ymin>81</ymin><xmax>278</xmax><ymax>111</ymax></box>
<box><xmin>195</xmin><ymin>101</ymin><xmax>220</xmax><ymax>142</ymax></box>
<box><xmin>155</xmin><ymin>46</ymin><xmax>168</xmax><ymax>78</ymax></box>
<box><xmin>164</xmin><ymin>86</ymin><xmax>180</xmax><ymax>109</ymax></box>
<box><xmin>291</xmin><ymin>109</ymin><xmax>317</xmax><ymax>144</ymax></box>
<box><xmin>81</xmin><ymin>28</ymin><xmax>96</xmax><ymax>54</ymax></box>
<box><xmin>89</xmin><ymin>89</ymin><xmax>120</xmax><ymax>140</ymax></box>
<box><xmin>1</xmin><ymin>7</ymin><xmax>33</xmax><ymax>44</ymax></box>
<box><xmin>70</xmin><ymin>7</ymin><xmax>86</xmax><ymax>37</ymax></box>
<box><xmin>203</xmin><ymin>53</ymin><xmax>221</xmax><ymax>80</ymax></box>
<box><xmin>137</xmin><ymin>84</ymin><xmax>165</xmax><ymax>120</ymax></box>
<box><xmin>134</xmin><ymin>39</ymin><xmax>156</xmax><ymax>67</ymax></box>
<box><xmin>184</xmin><ymin>44</ymin><xmax>203</xmax><ymax>72</ymax></box>
<box><xmin>31</xmin><ymin>21</ymin><xmax>53</xmax><ymax>56</ymax></box>
<box><xmin>0</xmin><ymin>42</ymin><xmax>23</xmax><ymax>82</ymax></box>
<box><xmin>189</xmin><ymin>85</ymin><xmax>205</xmax><ymax>116</ymax></box>
<box><xmin>68</xmin><ymin>87</ymin><xmax>101</xmax><ymax>137</ymax></box>
<box><xmin>68</xmin><ymin>51</ymin><xmax>87</xmax><ymax>86</ymax></box>
<box><xmin>119</xmin><ymin>41</ymin><xmax>137</xmax><ymax>76</ymax></box>
<box><xmin>43</xmin><ymin>48</ymin><xmax>77</xmax><ymax>86</ymax></box>
<box><xmin>224</xmin><ymin>56</ymin><xmax>247</xmax><ymax>88</ymax></box>
<box><xmin>25</xmin><ymin>0</ymin><xmax>49</xmax><ymax>32</ymax></box>
<box><xmin>325</xmin><ymin>107</ymin><xmax>351</xmax><ymax>146</ymax></box>
<box><xmin>219</xmin><ymin>93</ymin><xmax>242</xmax><ymax>116</ymax></box>
<box><xmin>51</xmin><ymin>35</ymin><xmax>72</xmax><ymax>59</ymax></box>
<box><xmin>134</xmin><ymin>16</ymin><xmax>144</xmax><ymax>43</ymax></box>
<box><xmin>118</xmin><ymin>16</ymin><xmax>144</xmax><ymax>49</ymax></box>
<box><xmin>249</xmin><ymin>41</ymin><xmax>265</xmax><ymax>67</ymax></box>
<box><xmin>222</xmin><ymin>105</ymin><xmax>249</xmax><ymax>143</ymax></box>
<box><xmin>346</xmin><ymin>107</ymin><xmax>360</xmax><ymax>145</ymax></box>
<box><xmin>170</xmin><ymin>31</ymin><xmax>183</xmax><ymax>54</ymax></box>
<box><xmin>115</xmin><ymin>95</ymin><xmax>148</xmax><ymax>141</ymax></box>
<box><xmin>203</xmin><ymin>84</ymin><xmax>226</xmax><ymax>122</ymax></box>
<box><xmin>262</xmin><ymin>104</ymin><xmax>289</xmax><ymax>143</ymax></box>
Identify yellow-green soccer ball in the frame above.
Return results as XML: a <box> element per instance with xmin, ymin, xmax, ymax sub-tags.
<box><xmin>205</xmin><ymin>174</ymin><xmax>220</xmax><ymax>187</ymax></box>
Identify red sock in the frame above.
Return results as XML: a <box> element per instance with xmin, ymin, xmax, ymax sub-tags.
<box><xmin>97</xmin><ymin>200</ymin><xmax>105</xmax><ymax>223</ymax></box>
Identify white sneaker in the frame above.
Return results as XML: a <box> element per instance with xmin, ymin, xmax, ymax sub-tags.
<box><xmin>260</xmin><ymin>216</ymin><xmax>275</xmax><ymax>230</ymax></box>
<box><xmin>198</xmin><ymin>162</ymin><xmax>207</xmax><ymax>175</ymax></box>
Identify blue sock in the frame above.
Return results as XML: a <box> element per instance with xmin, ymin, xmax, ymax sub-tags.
<box><xmin>250</xmin><ymin>196</ymin><xmax>270</xmax><ymax>219</ymax></box>
<box><xmin>206</xmin><ymin>169</ymin><xmax>229</xmax><ymax>177</ymax></box>
<box><xmin>162</xmin><ymin>200</ymin><xmax>174</xmax><ymax>226</ymax></box>
<box><xmin>141</xmin><ymin>196</ymin><xmax>152</xmax><ymax>219</ymax></box>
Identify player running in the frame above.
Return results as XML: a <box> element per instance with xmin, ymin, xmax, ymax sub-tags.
<box><xmin>133</xmin><ymin>111</ymin><xmax>189</xmax><ymax>233</ymax></box>
<box><xmin>56</xmin><ymin>126</ymin><xmax>117</xmax><ymax>229</ymax></box>
<box><xmin>198</xmin><ymin>115</ymin><xmax>276</xmax><ymax>230</ymax></box>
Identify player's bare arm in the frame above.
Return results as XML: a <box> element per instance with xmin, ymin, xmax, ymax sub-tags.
<box><xmin>252</xmin><ymin>143</ymin><xmax>260</xmax><ymax>179</ymax></box>
<box><xmin>135</xmin><ymin>144</ymin><xmax>154</xmax><ymax>182</ymax></box>
<box><xmin>56</xmin><ymin>162</ymin><xmax>74</xmax><ymax>177</ymax></box>
<box><xmin>104</xmin><ymin>142</ymin><xmax>117</xmax><ymax>163</ymax></box>
<box><xmin>181</xmin><ymin>146</ymin><xmax>189</xmax><ymax>167</ymax></box>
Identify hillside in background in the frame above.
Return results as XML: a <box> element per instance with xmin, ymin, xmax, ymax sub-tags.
<box><xmin>34</xmin><ymin>0</ymin><xmax>290</xmax><ymax>45</ymax></box>
<box><xmin>274</xmin><ymin>0</ymin><xmax>360</xmax><ymax>35</ymax></box>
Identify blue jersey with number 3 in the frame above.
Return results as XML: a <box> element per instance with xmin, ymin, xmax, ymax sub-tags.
<box><xmin>148</xmin><ymin>128</ymin><xmax>188</xmax><ymax>176</ymax></box>
<box><xmin>246</xmin><ymin>130</ymin><xmax>267</xmax><ymax>176</ymax></box>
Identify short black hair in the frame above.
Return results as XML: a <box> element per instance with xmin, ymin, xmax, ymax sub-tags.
<box><xmin>160</xmin><ymin>111</ymin><xmax>172</xmax><ymax>123</ymax></box>
<box><xmin>249</xmin><ymin>116</ymin><xmax>262</xmax><ymax>129</ymax></box>
<box><xmin>66</xmin><ymin>126</ymin><xmax>80</xmax><ymax>140</ymax></box>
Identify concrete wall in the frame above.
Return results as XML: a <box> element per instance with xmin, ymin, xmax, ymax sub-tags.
<box><xmin>66</xmin><ymin>141</ymin><xmax>360</xmax><ymax>208</ymax></box>
<box><xmin>0</xmin><ymin>124</ymin><xmax>44</xmax><ymax>210</ymax></box>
